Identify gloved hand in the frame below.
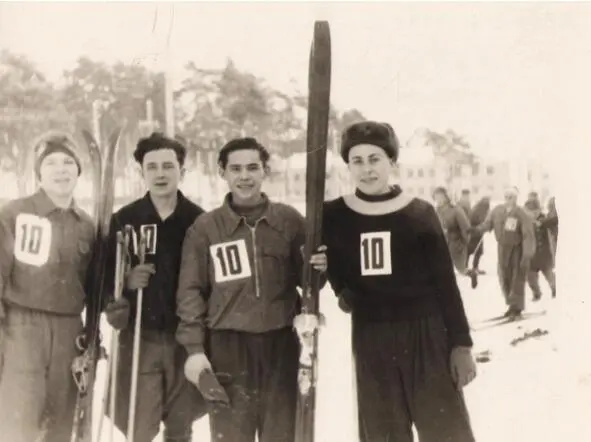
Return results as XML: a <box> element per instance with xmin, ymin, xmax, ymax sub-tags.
<box><xmin>450</xmin><ymin>346</ymin><xmax>477</xmax><ymax>389</ymax></box>
<box><xmin>104</xmin><ymin>298</ymin><xmax>130</xmax><ymax>330</ymax></box>
<box><xmin>125</xmin><ymin>263</ymin><xmax>155</xmax><ymax>291</ymax></box>
<box><xmin>337</xmin><ymin>287</ymin><xmax>357</xmax><ymax>314</ymax></box>
<box><xmin>184</xmin><ymin>352</ymin><xmax>213</xmax><ymax>386</ymax></box>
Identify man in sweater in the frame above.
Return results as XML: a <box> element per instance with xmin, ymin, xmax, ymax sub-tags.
<box><xmin>176</xmin><ymin>137</ymin><xmax>327</xmax><ymax>442</ymax></box>
<box><xmin>0</xmin><ymin>135</ymin><xmax>95</xmax><ymax>442</ymax></box>
<box><xmin>103</xmin><ymin>133</ymin><xmax>207</xmax><ymax>442</ymax></box>
<box><xmin>323</xmin><ymin>121</ymin><xmax>476</xmax><ymax>442</ymax></box>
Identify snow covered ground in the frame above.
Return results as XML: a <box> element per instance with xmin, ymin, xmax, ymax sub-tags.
<box><xmin>90</xmin><ymin>230</ymin><xmax>591</xmax><ymax>442</ymax></box>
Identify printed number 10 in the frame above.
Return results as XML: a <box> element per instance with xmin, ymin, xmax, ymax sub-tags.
<box><xmin>20</xmin><ymin>224</ymin><xmax>43</xmax><ymax>255</ymax></box>
<box><xmin>215</xmin><ymin>245</ymin><xmax>242</xmax><ymax>277</ymax></box>
<box><xmin>361</xmin><ymin>237</ymin><xmax>384</xmax><ymax>270</ymax></box>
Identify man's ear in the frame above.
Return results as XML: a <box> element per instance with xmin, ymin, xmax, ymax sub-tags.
<box><xmin>218</xmin><ymin>165</ymin><xmax>225</xmax><ymax>179</ymax></box>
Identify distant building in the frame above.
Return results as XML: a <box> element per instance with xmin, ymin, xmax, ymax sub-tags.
<box><xmin>282</xmin><ymin>144</ymin><xmax>553</xmax><ymax>206</ymax></box>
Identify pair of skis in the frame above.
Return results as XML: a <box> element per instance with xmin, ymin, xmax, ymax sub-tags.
<box><xmin>294</xmin><ymin>21</ymin><xmax>332</xmax><ymax>442</ymax></box>
<box><xmin>70</xmin><ymin>127</ymin><xmax>122</xmax><ymax>442</ymax></box>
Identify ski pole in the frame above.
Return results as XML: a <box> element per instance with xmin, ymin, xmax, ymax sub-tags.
<box><xmin>95</xmin><ymin>228</ymin><xmax>128</xmax><ymax>442</ymax></box>
<box><xmin>127</xmin><ymin>231</ymin><xmax>147</xmax><ymax>442</ymax></box>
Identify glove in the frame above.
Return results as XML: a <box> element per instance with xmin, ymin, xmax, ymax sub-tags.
<box><xmin>125</xmin><ymin>263</ymin><xmax>156</xmax><ymax>291</ymax></box>
<box><xmin>450</xmin><ymin>346</ymin><xmax>477</xmax><ymax>389</ymax></box>
<box><xmin>184</xmin><ymin>352</ymin><xmax>213</xmax><ymax>386</ymax></box>
<box><xmin>104</xmin><ymin>298</ymin><xmax>130</xmax><ymax>330</ymax></box>
<box><xmin>337</xmin><ymin>287</ymin><xmax>356</xmax><ymax>314</ymax></box>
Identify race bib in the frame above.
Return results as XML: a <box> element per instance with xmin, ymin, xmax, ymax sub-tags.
<box><xmin>210</xmin><ymin>239</ymin><xmax>252</xmax><ymax>283</ymax></box>
<box><xmin>360</xmin><ymin>231</ymin><xmax>392</xmax><ymax>276</ymax></box>
<box><xmin>132</xmin><ymin>224</ymin><xmax>158</xmax><ymax>255</ymax></box>
<box><xmin>14</xmin><ymin>213</ymin><xmax>52</xmax><ymax>267</ymax></box>
<box><xmin>504</xmin><ymin>217</ymin><xmax>518</xmax><ymax>232</ymax></box>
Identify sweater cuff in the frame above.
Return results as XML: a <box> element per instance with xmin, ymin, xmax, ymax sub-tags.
<box><xmin>448</xmin><ymin>331</ymin><xmax>473</xmax><ymax>348</ymax></box>
<box><xmin>185</xmin><ymin>343</ymin><xmax>205</xmax><ymax>355</ymax></box>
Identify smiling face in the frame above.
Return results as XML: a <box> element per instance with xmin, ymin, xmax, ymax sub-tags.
<box><xmin>141</xmin><ymin>148</ymin><xmax>184</xmax><ymax>197</ymax></box>
<box><xmin>220</xmin><ymin>148</ymin><xmax>268</xmax><ymax>205</ymax></box>
<box><xmin>347</xmin><ymin>144</ymin><xmax>393</xmax><ymax>195</ymax></box>
<box><xmin>38</xmin><ymin>151</ymin><xmax>79</xmax><ymax>197</ymax></box>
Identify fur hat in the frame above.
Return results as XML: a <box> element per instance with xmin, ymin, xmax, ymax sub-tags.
<box><xmin>340</xmin><ymin>121</ymin><xmax>400</xmax><ymax>163</ymax></box>
<box><xmin>35</xmin><ymin>136</ymin><xmax>82</xmax><ymax>178</ymax></box>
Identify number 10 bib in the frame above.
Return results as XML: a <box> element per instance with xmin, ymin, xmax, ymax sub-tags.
<box><xmin>360</xmin><ymin>231</ymin><xmax>392</xmax><ymax>276</ymax></box>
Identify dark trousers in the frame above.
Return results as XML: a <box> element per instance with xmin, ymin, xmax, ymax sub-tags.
<box><xmin>498</xmin><ymin>245</ymin><xmax>527</xmax><ymax>311</ymax></box>
<box><xmin>527</xmin><ymin>265</ymin><xmax>556</xmax><ymax>299</ymax></box>
<box><xmin>207</xmin><ymin>327</ymin><xmax>299</xmax><ymax>442</ymax></box>
<box><xmin>0</xmin><ymin>305</ymin><xmax>81</xmax><ymax>442</ymax></box>
<box><xmin>352</xmin><ymin>315</ymin><xmax>475</xmax><ymax>442</ymax></box>
<box><xmin>109</xmin><ymin>330</ymin><xmax>206</xmax><ymax>442</ymax></box>
<box><xmin>467</xmin><ymin>234</ymin><xmax>484</xmax><ymax>270</ymax></box>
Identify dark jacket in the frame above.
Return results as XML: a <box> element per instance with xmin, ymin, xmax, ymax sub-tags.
<box><xmin>104</xmin><ymin>191</ymin><xmax>205</xmax><ymax>332</ymax></box>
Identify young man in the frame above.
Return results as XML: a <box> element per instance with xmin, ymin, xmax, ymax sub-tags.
<box><xmin>474</xmin><ymin>186</ymin><xmax>535</xmax><ymax>318</ymax></box>
<box><xmin>323</xmin><ymin>121</ymin><xmax>476</xmax><ymax>442</ymax></box>
<box><xmin>0</xmin><ymin>136</ymin><xmax>95</xmax><ymax>442</ymax></box>
<box><xmin>176</xmin><ymin>137</ymin><xmax>327</xmax><ymax>442</ymax></box>
<box><xmin>103</xmin><ymin>133</ymin><xmax>207</xmax><ymax>442</ymax></box>
<box><xmin>524</xmin><ymin>199</ymin><xmax>556</xmax><ymax>300</ymax></box>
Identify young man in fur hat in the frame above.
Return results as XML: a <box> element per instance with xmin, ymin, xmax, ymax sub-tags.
<box><xmin>0</xmin><ymin>135</ymin><xmax>95</xmax><ymax>442</ymax></box>
<box><xmin>176</xmin><ymin>137</ymin><xmax>327</xmax><ymax>442</ymax></box>
<box><xmin>473</xmin><ymin>186</ymin><xmax>536</xmax><ymax>318</ymax></box>
<box><xmin>524</xmin><ymin>199</ymin><xmax>556</xmax><ymax>300</ymax></box>
<box><xmin>103</xmin><ymin>133</ymin><xmax>207</xmax><ymax>442</ymax></box>
<box><xmin>323</xmin><ymin>121</ymin><xmax>476</xmax><ymax>442</ymax></box>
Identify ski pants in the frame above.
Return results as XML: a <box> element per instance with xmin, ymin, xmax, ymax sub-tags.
<box><xmin>109</xmin><ymin>329</ymin><xmax>207</xmax><ymax>442</ymax></box>
<box><xmin>352</xmin><ymin>314</ymin><xmax>475</xmax><ymax>442</ymax></box>
<box><xmin>527</xmin><ymin>265</ymin><xmax>556</xmax><ymax>298</ymax></box>
<box><xmin>467</xmin><ymin>234</ymin><xmax>484</xmax><ymax>270</ymax></box>
<box><xmin>0</xmin><ymin>304</ymin><xmax>81</xmax><ymax>442</ymax></box>
<box><xmin>207</xmin><ymin>326</ymin><xmax>299</xmax><ymax>442</ymax></box>
<box><xmin>498</xmin><ymin>245</ymin><xmax>527</xmax><ymax>311</ymax></box>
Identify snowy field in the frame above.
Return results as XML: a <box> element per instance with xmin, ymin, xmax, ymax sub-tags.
<box><xmin>10</xmin><ymin>198</ymin><xmax>575</xmax><ymax>442</ymax></box>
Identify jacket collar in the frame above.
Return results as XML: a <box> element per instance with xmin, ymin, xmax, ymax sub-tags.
<box><xmin>32</xmin><ymin>189</ymin><xmax>84</xmax><ymax>219</ymax></box>
<box><xmin>219</xmin><ymin>192</ymin><xmax>283</xmax><ymax>234</ymax></box>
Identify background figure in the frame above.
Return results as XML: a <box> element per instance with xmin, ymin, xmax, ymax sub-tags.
<box><xmin>458</xmin><ymin>189</ymin><xmax>472</xmax><ymax>218</ymax></box>
<box><xmin>467</xmin><ymin>196</ymin><xmax>491</xmax><ymax>275</ymax></box>
<box><xmin>474</xmin><ymin>186</ymin><xmax>535</xmax><ymax>319</ymax></box>
<box><xmin>546</xmin><ymin>196</ymin><xmax>558</xmax><ymax>263</ymax></box>
<box><xmin>524</xmin><ymin>199</ymin><xmax>556</xmax><ymax>300</ymax></box>
<box><xmin>433</xmin><ymin>187</ymin><xmax>471</xmax><ymax>275</ymax></box>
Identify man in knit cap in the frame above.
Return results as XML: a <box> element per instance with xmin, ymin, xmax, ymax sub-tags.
<box><xmin>0</xmin><ymin>135</ymin><xmax>95</xmax><ymax>442</ymax></box>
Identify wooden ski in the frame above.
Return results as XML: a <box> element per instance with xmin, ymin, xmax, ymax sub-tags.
<box><xmin>294</xmin><ymin>20</ymin><xmax>332</xmax><ymax>442</ymax></box>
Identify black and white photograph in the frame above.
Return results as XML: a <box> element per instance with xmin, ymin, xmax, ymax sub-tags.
<box><xmin>0</xmin><ymin>2</ymin><xmax>588</xmax><ymax>442</ymax></box>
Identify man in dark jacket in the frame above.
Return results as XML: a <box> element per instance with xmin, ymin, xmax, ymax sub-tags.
<box><xmin>524</xmin><ymin>199</ymin><xmax>556</xmax><ymax>300</ymax></box>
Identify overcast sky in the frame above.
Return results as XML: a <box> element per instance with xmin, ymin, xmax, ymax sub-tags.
<box><xmin>0</xmin><ymin>2</ymin><xmax>588</xmax><ymax>166</ymax></box>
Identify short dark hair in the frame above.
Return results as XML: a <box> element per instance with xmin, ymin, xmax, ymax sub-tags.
<box><xmin>461</xmin><ymin>189</ymin><xmax>470</xmax><ymax>195</ymax></box>
<box><xmin>134</xmin><ymin>132</ymin><xmax>187</xmax><ymax>166</ymax></box>
<box><xmin>218</xmin><ymin>137</ymin><xmax>270</xmax><ymax>169</ymax></box>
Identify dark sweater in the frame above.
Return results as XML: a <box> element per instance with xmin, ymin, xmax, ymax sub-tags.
<box><xmin>323</xmin><ymin>192</ymin><xmax>473</xmax><ymax>348</ymax></box>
